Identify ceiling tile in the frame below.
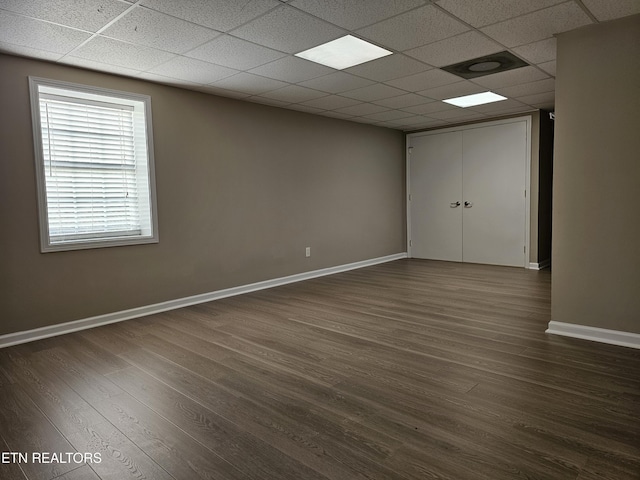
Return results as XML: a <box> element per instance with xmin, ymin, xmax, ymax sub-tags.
<box><xmin>137</xmin><ymin>71</ymin><xmax>199</xmax><ymax>87</ymax></box>
<box><xmin>249</xmin><ymin>56</ymin><xmax>333</xmax><ymax>83</ymax></box>
<box><xmin>0</xmin><ymin>11</ymin><xmax>90</xmax><ymax>54</ymax></box>
<box><xmin>494</xmin><ymin>78</ymin><xmax>555</xmax><ymax>98</ymax></box>
<box><xmin>428</xmin><ymin>109</ymin><xmax>486</xmax><ymax>121</ymax></box>
<box><xmin>321</xmin><ymin>111</ymin><xmax>356</xmax><ymax>119</ymax></box>
<box><xmin>286</xmin><ymin>104</ymin><xmax>325</xmax><ymax>114</ymax></box>
<box><xmin>333</xmin><ymin>103</ymin><xmax>389</xmax><ymax>116</ymax></box>
<box><xmin>376</xmin><ymin>121</ymin><xmax>408</xmax><ymax>130</ymax></box>
<box><xmin>0</xmin><ymin>0</ymin><xmax>130</xmax><ymax>32</ymax></box>
<box><xmin>480</xmin><ymin>3</ymin><xmax>593</xmax><ymax>47</ymax></box>
<box><xmin>538</xmin><ymin>60</ymin><xmax>556</xmax><ymax>77</ymax></box>
<box><xmin>529</xmin><ymin>100</ymin><xmax>554</xmax><ymax>110</ymax></box>
<box><xmin>405</xmin><ymin>118</ymin><xmax>450</xmax><ymax>130</ymax></box>
<box><xmin>297</xmin><ymin>71</ymin><xmax>375</xmax><ymax>93</ymax></box>
<box><xmin>62</xmin><ymin>56</ymin><xmax>143</xmax><ymax>76</ymax></box>
<box><xmin>209</xmin><ymin>72</ymin><xmax>288</xmax><ymax>95</ymax></box>
<box><xmin>349</xmin><ymin>116</ymin><xmax>380</xmax><ymax>124</ymax></box>
<box><xmin>186</xmin><ymin>35</ymin><xmax>286</xmax><ymax>70</ymax></box>
<box><xmin>193</xmin><ymin>85</ymin><xmax>251</xmax><ymax>99</ymax></box>
<box><xmin>247</xmin><ymin>96</ymin><xmax>291</xmax><ymax>107</ymax></box>
<box><xmin>341</xmin><ymin>83</ymin><xmax>406</xmax><ymax>101</ymax></box>
<box><xmin>405</xmin><ymin>31</ymin><xmax>502</xmax><ymax>67</ymax></box>
<box><xmin>232</xmin><ymin>5</ymin><xmax>345</xmax><ymax>53</ymax></box>
<box><xmin>467</xmin><ymin>98</ymin><xmax>528</xmax><ymax>113</ymax></box>
<box><xmin>436</xmin><ymin>0</ymin><xmax>566</xmax><ymax>28</ymax></box>
<box><xmin>102</xmin><ymin>7</ymin><xmax>220</xmax><ymax>54</ymax></box>
<box><xmin>581</xmin><ymin>0</ymin><xmax>640</xmax><ymax>21</ymax></box>
<box><xmin>362</xmin><ymin>110</ymin><xmax>414</xmax><ymax>122</ymax></box>
<box><xmin>0</xmin><ymin>41</ymin><xmax>64</xmax><ymax>61</ymax></box>
<box><xmin>473</xmin><ymin>105</ymin><xmax>534</xmax><ymax>116</ymax></box>
<box><xmin>512</xmin><ymin>38</ymin><xmax>556</xmax><ymax>64</ymax></box>
<box><xmin>147</xmin><ymin>56</ymin><xmax>238</xmax><ymax>84</ymax></box>
<box><xmin>374</xmin><ymin>121</ymin><xmax>405</xmax><ymax>129</ymax></box>
<box><xmin>289</xmin><ymin>0</ymin><xmax>425</xmax><ymax>30</ymax></box>
<box><xmin>344</xmin><ymin>54</ymin><xmax>431</xmax><ymax>82</ymax></box>
<box><xmin>139</xmin><ymin>0</ymin><xmax>281</xmax><ymax>32</ymax></box>
<box><xmin>392</xmin><ymin>115</ymin><xmax>437</xmax><ymax>126</ymax></box>
<box><xmin>71</xmin><ymin>35</ymin><xmax>175</xmax><ymax>70</ymax></box>
<box><xmin>516</xmin><ymin>91</ymin><xmax>555</xmax><ymax>106</ymax></box>
<box><xmin>300</xmin><ymin>95</ymin><xmax>361</xmax><ymax>110</ymax></box>
<box><xmin>355</xmin><ymin>4</ymin><xmax>468</xmax><ymax>51</ymax></box>
<box><xmin>471</xmin><ymin>65</ymin><xmax>548</xmax><ymax>89</ymax></box>
<box><xmin>372</xmin><ymin>93</ymin><xmax>434</xmax><ymax>109</ymax></box>
<box><xmin>401</xmin><ymin>101</ymin><xmax>457</xmax><ymax>115</ymax></box>
<box><xmin>386</xmin><ymin>69</ymin><xmax>460</xmax><ymax>91</ymax></box>
<box><xmin>418</xmin><ymin>80</ymin><xmax>487</xmax><ymax>100</ymax></box>
<box><xmin>259</xmin><ymin>85</ymin><xmax>327</xmax><ymax>103</ymax></box>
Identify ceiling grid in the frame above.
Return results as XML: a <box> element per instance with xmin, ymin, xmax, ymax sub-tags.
<box><xmin>1</xmin><ymin>0</ymin><xmax>639</xmax><ymax>130</ymax></box>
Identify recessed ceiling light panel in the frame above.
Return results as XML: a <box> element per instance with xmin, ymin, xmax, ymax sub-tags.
<box><xmin>295</xmin><ymin>35</ymin><xmax>392</xmax><ymax>70</ymax></box>
<box><xmin>443</xmin><ymin>91</ymin><xmax>507</xmax><ymax>108</ymax></box>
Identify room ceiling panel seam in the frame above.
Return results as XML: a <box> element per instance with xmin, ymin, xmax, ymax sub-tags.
<box><xmin>285</xmin><ymin>0</ymin><xmax>432</xmax><ymax>33</ymax></box>
<box><xmin>139</xmin><ymin>0</ymin><xmax>283</xmax><ymax>34</ymax></box>
<box><xmin>228</xmin><ymin>4</ymin><xmax>349</xmax><ymax>54</ymax></box>
<box><xmin>572</xmin><ymin>0</ymin><xmax>601</xmax><ymax>23</ymax></box>
<box><xmin>57</xmin><ymin>1</ymin><xmax>141</xmax><ymax>62</ymax></box>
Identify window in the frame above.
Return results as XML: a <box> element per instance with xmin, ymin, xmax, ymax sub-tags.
<box><xmin>29</xmin><ymin>77</ymin><xmax>158</xmax><ymax>252</ymax></box>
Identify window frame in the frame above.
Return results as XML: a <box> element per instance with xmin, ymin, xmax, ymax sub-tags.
<box><xmin>29</xmin><ymin>76</ymin><xmax>159</xmax><ymax>253</ymax></box>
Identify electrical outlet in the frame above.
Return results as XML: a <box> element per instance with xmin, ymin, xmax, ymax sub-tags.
<box><xmin>305</xmin><ymin>247</ymin><xmax>311</xmax><ymax>257</ymax></box>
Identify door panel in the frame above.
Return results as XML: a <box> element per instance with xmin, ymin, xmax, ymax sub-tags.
<box><xmin>410</xmin><ymin>132</ymin><xmax>463</xmax><ymax>261</ymax></box>
<box><xmin>462</xmin><ymin>122</ymin><xmax>527</xmax><ymax>267</ymax></box>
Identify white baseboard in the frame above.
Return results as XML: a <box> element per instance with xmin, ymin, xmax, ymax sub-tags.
<box><xmin>0</xmin><ymin>253</ymin><xmax>408</xmax><ymax>349</ymax></box>
<box><xmin>529</xmin><ymin>259</ymin><xmax>550</xmax><ymax>270</ymax></box>
<box><xmin>546</xmin><ymin>321</ymin><xmax>640</xmax><ymax>350</ymax></box>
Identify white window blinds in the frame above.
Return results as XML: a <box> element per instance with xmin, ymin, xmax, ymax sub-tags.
<box><xmin>30</xmin><ymin>78</ymin><xmax>158</xmax><ymax>252</ymax></box>
<box><xmin>40</xmin><ymin>94</ymin><xmax>141</xmax><ymax>241</ymax></box>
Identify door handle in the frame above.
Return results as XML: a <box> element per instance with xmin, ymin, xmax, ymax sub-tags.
<box><xmin>450</xmin><ymin>201</ymin><xmax>460</xmax><ymax>208</ymax></box>
<box><xmin>464</xmin><ymin>201</ymin><xmax>473</xmax><ymax>208</ymax></box>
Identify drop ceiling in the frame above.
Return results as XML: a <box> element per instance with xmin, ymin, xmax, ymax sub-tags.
<box><xmin>1</xmin><ymin>0</ymin><xmax>638</xmax><ymax>131</ymax></box>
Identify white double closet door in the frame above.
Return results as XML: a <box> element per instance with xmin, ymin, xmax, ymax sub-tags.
<box><xmin>409</xmin><ymin>119</ymin><xmax>528</xmax><ymax>267</ymax></box>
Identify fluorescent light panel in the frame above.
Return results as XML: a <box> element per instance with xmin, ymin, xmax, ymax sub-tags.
<box><xmin>443</xmin><ymin>91</ymin><xmax>507</xmax><ymax>108</ymax></box>
<box><xmin>295</xmin><ymin>35</ymin><xmax>392</xmax><ymax>70</ymax></box>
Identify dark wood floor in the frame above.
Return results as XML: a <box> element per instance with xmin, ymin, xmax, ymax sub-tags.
<box><xmin>1</xmin><ymin>259</ymin><xmax>639</xmax><ymax>480</ymax></box>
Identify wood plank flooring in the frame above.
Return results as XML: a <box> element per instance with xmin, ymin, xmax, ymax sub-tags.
<box><xmin>1</xmin><ymin>259</ymin><xmax>639</xmax><ymax>480</ymax></box>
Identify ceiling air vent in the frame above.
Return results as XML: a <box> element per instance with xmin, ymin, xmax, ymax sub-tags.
<box><xmin>441</xmin><ymin>51</ymin><xmax>529</xmax><ymax>80</ymax></box>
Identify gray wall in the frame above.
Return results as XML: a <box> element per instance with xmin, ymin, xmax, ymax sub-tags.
<box><xmin>552</xmin><ymin>15</ymin><xmax>640</xmax><ymax>334</ymax></box>
<box><xmin>0</xmin><ymin>54</ymin><xmax>406</xmax><ymax>336</ymax></box>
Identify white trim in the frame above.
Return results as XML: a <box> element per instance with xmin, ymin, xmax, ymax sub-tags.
<box><xmin>546</xmin><ymin>321</ymin><xmax>640</xmax><ymax>350</ymax></box>
<box><xmin>0</xmin><ymin>253</ymin><xmax>407</xmax><ymax>349</ymax></box>
<box><xmin>406</xmin><ymin>116</ymin><xmax>532</xmax><ymax>267</ymax></box>
<box><xmin>528</xmin><ymin>259</ymin><xmax>550</xmax><ymax>270</ymax></box>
